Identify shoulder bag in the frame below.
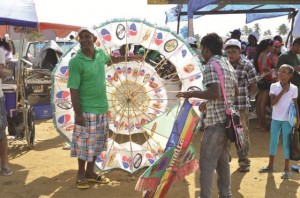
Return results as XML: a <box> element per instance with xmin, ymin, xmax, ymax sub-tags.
<box><xmin>211</xmin><ymin>61</ymin><xmax>244</xmax><ymax>151</ymax></box>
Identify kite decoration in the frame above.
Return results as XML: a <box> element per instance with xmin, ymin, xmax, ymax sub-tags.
<box><xmin>135</xmin><ymin>100</ymin><xmax>200</xmax><ymax>198</ymax></box>
<box><xmin>51</xmin><ymin>18</ymin><xmax>204</xmax><ymax>175</ymax></box>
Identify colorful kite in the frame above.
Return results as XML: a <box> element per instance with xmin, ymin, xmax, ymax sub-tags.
<box><xmin>135</xmin><ymin>100</ymin><xmax>199</xmax><ymax>198</ymax></box>
<box><xmin>51</xmin><ymin>18</ymin><xmax>204</xmax><ymax>173</ymax></box>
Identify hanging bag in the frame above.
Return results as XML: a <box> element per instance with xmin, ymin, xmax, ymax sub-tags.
<box><xmin>288</xmin><ymin>100</ymin><xmax>297</xmax><ymax>127</ymax></box>
<box><xmin>211</xmin><ymin>61</ymin><xmax>244</xmax><ymax>150</ymax></box>
<box><xmin>290</xmin><ymin>127</ymin><xmax>300</xmax><ymax>161</ymax></box>
<box><xmin>288</xmin><ymin>100</ymin><xmax>300</xmax><ymax>161</ymax></box>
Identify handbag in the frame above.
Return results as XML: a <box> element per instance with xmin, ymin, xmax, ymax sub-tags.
<box><xmin>288</xmin><ymin>100</ymin><xmax>297</xmax><ymax>127</ymax></box>
<box><xmin>290</xmin><ymin>127</ymin><xmax>300</xmax><ymax>161</ymax></box>
<box><xmin>211</xmin><ymin>61</ymin><xmax>244</xmax><ymax>150</ymax></box>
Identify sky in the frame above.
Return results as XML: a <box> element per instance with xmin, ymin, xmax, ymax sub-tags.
<box><xmin>168</xmin><ymin>14</ymin><xmax>289</xmax><ymax>38</ymax></box>
<box><xmin>36</xmin><ymin>0</ymin><xmax>290</xmax><ymax>38</ymax></box>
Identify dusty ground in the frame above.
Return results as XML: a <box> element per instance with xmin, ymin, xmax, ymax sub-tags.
<box><xmin>1</xmin><ymin>118</ymin><xmax>300</xmax><ymax>198</ymax></box>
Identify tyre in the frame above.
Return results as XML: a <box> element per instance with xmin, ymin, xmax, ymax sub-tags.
<box><xmin>27</xmin><ymin>106</ymin><xmax>35</xmax><ymax>148</ymax></box>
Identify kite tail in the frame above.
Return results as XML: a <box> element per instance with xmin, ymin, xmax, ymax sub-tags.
<box><xmin>135</xmin><ymin>178</ymin><xmax>161</xmax><ymax>191</ymax></box>
<box><xmin>174</xmin><ymin>159</ymin><xmax>199</xmax><ymax>182</ymax></box>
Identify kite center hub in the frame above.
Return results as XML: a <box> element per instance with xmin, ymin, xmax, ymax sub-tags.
<box><xmin>112</xmin><ymin>80</ymin><xmax>150</xmax><ymax>117</ymax></box>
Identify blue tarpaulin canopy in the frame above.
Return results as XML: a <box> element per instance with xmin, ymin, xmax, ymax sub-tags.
<box><xmin>165</xmin><ymin>1</ymin><xmax>300</xmax><ymax>24</ymax></box>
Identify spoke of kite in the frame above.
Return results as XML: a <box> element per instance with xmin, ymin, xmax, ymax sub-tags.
<box><xmin>124</xmin><ymin>96</ymin><xmax>159</xmax><ymax>122</ymax></box>
<box><xmin>142</xmin><ymin>102</ymin><xmax>181</xmax><ymax>150</ymax></box>
<box><xmin>127</xmin><ymin>96</ymin><xmax>134</xmax><ymax>172</ymax></box>
<box><xmin>147</xmin><ymin>98</ymin><xmax>178</xmax><ymax>101</ymax></box>
<box><xmin>125</xmin><ymin>22</ymin><xmax>164</xmax><ymax>93</ymax></box>
<box><xmin>102</xmin><ymin>100</ymin><xmax>130</xmax><ymax>170</ymax></box>
<box><xmin>94</xmin><ymin>22</ymin><xmax>132</xmax><ymax>88</ymax></box>
<box><xmin>127</xmin><ymin>40</ymin><xmax>187</xmax><ymax>95</ymax></box>
<box><xmin>106</xmin><ymin>78</ymin><xmax>132</xmax><ymax>100</ymax></box>
<box><xmin>129</xmin><ymin>100</ymin><xmax>178</xmax><ymax>153</ymax></box>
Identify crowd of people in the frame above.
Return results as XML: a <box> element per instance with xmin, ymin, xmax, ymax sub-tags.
<box><xmin>1</xmin><ymin>25</ymin><xmax>300</xmax><ymax>197</ymax></box>
<box><xmin>180</xmin><ymin>30</ymin><xmax>300</xmax><ymax>197</ymax></box>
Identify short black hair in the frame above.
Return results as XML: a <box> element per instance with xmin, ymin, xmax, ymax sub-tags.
<box><xmin>273</xmin><ymin>35</ymin><xmax>283</xmax><ymax>43</ymax></box>
<box><xmin>189</xmin><ymin>43</ymin><xmax>197</xmax><ymax>48</ymax></box>
<box><xmin>200</xmin><ymin>33</ymin><xmax>223</xmax><ymax>56</ymax></box>
<box><xmin>293</xmin><ymin>37</ymin><xmax>300</xmax><ymax>45</ymax></box>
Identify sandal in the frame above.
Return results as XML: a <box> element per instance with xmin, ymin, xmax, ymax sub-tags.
<box><xmin>259</xmin><ymin>167</ymin><xmax>274</xmax><ymax>173</ymax></box>
<box><xmin>281</xmin><ymin>172</ymin><xmax>292</xmax><ymax>179</ymax></box>
<box><xmin>1</xmin><ymin>167</ymin><xmax>13</xmax><ymax>176</ymax></box>
<box><xmin>76</xmin><ymin>179</ymin><xmax>89</xmax><ymax>189</ymax></box>
<box><xmin>291</xmin><ymin>165</ymin><xmax>300</xmax><ymax>173</ymax></box>
<box><xmin>239</xmin><ymin>165</ymin><xmax>250</xmax><ymax>172</ymax></box>
<box><xmin>86</xmin><ymin>174</ymin><xmax>110</xmax><ymax>184</ymax></box>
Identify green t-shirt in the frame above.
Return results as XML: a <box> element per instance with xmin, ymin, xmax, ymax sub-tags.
<box><xmin>67</xmin><ymin>48</ymin><xmax>109</xmax><ymax>114</ymax></box>
<box><xmin>276</xmin><ymin>51</ymin><xmax>300</xmax><ymax>88</ymax></box>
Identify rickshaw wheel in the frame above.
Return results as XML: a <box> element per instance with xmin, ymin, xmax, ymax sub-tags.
<box><xmin>26</xmin><ymin>106</ymin><xmax>35</xmax><ymax>148</ymax></box>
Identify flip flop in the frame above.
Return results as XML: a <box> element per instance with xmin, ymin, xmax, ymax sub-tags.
<box><xmin>86</xmin><ymin>174</ymin><xmax>110</xmax><ymax>184</ymax></box>
<box><xmin>259</xmin><ymin>166</ymin><xmax>274</xmax><ymax>173</ymax></box>
<box><xmin>291</xmin><ymin>165</ymin><xmax>300</xmax><ymax>173</ymax></box>
<box><xmin>239</xmin><ymin>165</ymin><xmax>250</xmax><ymax>172</ymax></box>
<box><xmin>281</xmin><ymin>172</ymin><xmax>292</xmax><ymax>179</ymax></box>
<box><xmin>1</xmin><ymin>167</ymin><xmax>13</xmax><ymax>176</ymax></box>
<box><xmin>76</xmin><ymin>179</ymin><xmax>89</xmax><ymax>189</ymax></box>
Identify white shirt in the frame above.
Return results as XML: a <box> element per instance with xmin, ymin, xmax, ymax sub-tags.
<box><xmin>0</xmin><ymin>47</ymin><xmax>6</xmax><ymax>98</ymax></box>
<box><xmin>270</xmin><ymin>82</ymin><xmax>298</xmax><ymax>121</ymax></box>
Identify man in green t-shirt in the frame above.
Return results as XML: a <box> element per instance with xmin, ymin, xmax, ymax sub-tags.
<box><xmin>68</xmin><ymin>27</ymin><xmax>111</xmax><ymax>189</ymax></box>
<box><xmin>68</xmin><ymin>27</ymin><xmax>142</xmax><ymax>189</ymax></box>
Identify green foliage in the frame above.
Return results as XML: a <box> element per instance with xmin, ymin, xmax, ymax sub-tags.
<box><xmin>263</xmin><ymin>30</ymin><xmax>272</xmax><ymax>36</ymax></box>
<box><xmin>241</xmin><ymin>23</ymin><xmax>289</xmax><ymax>37</ymax></box>
<box><xmin>277</xmin><ymin>24</ymin><xmax>289</xmax><ymax>35</ymax></box>
<box><xmin>241</xmin><ymin>25</ymin><xmax>253</xmax><ymax>36</ymax></box>
<box><xmin>253</xmin><ymin>23</ymin><xmax>261</xmax><ymax>35</ymax></box>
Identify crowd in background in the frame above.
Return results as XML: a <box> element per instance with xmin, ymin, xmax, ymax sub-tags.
<box><xmin>184</xmin><ymin>29</ymin><xmax>300</xmax><ymax>197</ymax></box>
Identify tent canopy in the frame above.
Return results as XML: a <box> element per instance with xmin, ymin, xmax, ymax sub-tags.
<box><xmin>164</xmin><ymin>1</ymin><xmax>300</xmax><ymax>24</ymax></box>
<box><xmin>0</xmin><ymin>0</ymin><xmax>81</xmax><ymax>38</ymax></box>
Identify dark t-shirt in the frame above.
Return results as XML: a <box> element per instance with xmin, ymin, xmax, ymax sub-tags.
<box><xmin>276</xmin><ymin>51</ymin><xmax>300</xmax><ymax>88</ymax></box>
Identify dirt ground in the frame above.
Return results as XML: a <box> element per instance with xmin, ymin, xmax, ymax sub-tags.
<box><xmin>1</xmin><ymin>118</ymin><xmax>300</xmax><ymax>198</ymax></box>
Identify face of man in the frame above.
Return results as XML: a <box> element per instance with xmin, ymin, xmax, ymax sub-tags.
<box><xmin>225</xmin><ymin>46</ymin><xmax>241</xmax><ymax>64</ymax></box>
<box><xmin>293</xmin><ymin>42</ymin><xmax>300</xmax><ymax>54</ymax></box>
<box><xmin>248</xmin><ymin>35</ymin><xmax>256</xmax><ymax>45</ymax></box>
<box><xmin>273</xmin><ymin>45</ymin><xmax>281</xmax><ymax>54</ymax></box>
<box><xmin>78</xmin><ymin>31</ymin><xmax>95</xmax><ymax>51</ymax></box>
<box><xmin>231</xmin><ymin>34</ymin><xmax>240</xmax><ymax>40</ymax></box>
<box><xmin>200</xmin><ymin>45</ymin><xmax>210</xmax><ymax>63</ymax></box>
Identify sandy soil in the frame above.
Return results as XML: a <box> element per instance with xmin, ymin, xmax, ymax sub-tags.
<box><xmin>1</xmin><ymin>118</ymin><xmax>300</xmax><ymax>198</ymax></box>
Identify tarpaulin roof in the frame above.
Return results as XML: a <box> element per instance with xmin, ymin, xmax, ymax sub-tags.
<box><xmin>0</xmin><ymin>0</ymin><xmax>81</xmax><ymax>38</ymax></box>
<box><xmin>165</xmin><ymin>0</ymin><xmax>300</xmax><ymax>24</ymax></box>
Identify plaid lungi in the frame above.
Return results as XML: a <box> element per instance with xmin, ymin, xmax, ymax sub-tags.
<box><xmin>71</xmin><ymin>112</ymin><xmax>109</xmax><ymax>162</ymax></box>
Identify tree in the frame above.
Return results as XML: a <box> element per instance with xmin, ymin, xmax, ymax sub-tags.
<box><xmin>241</xmin><ymin>25</ymin><xmax>254</xmax><ymax>36</ymax></box>
<box><xmin>263</xmin><ymin>30</ymin><xmax>272</xmax><ymax>36</ymax></box>
<box><xmin>253</xmin><ymin>23</ymin><xmax>261</xmax><ymax>35</ymax></box>
<box><xmin>242</xmin><ymin>25</ymin><xmax>250</xmax><ymax>35</ymax></box>
<box><xmin>194</xmin><ymin>34</ymin><xmax>201</xmax><ymax>41</ymax></box>
<box><xmin>277</xmin><ymin>24</ymin><xmax>289</xmax><ymax>35</ymax></box>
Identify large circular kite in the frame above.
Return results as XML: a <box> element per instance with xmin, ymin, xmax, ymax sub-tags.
<box><xmin>51</xmin><ymin>18</ymin><xmax>204</xmax><ymax>173</ymax></box>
